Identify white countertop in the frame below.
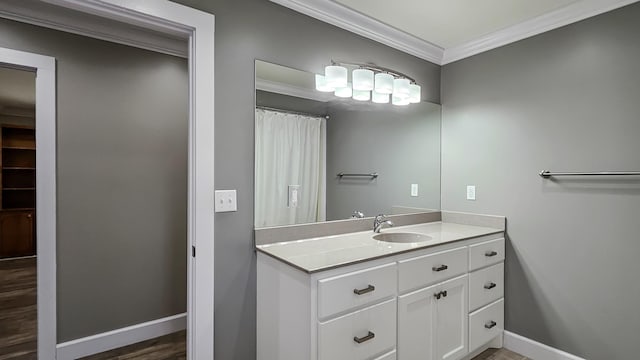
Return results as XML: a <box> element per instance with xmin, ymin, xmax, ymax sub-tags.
<box><xmin>256</xmin><ymin>221</ymin><xmax>503</xmax><ymax>273</ymax></box>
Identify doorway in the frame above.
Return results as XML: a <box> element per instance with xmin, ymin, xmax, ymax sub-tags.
<box><xmin>0</xmin><ymin>66</ymin><xmax>37</xmax><ymax>358</ymax></box>
<box><xmin>0</xmin><ymin>1</ymin><xmax>215</xmax><ymax>358</ymax></box>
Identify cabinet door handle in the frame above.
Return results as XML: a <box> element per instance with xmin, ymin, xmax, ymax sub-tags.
<box><xmin>353</xmin><ymin>285</ymin><xmax>375</xmax><ymax>295</ymax></box>
<box><xmin>485</xmin><ymin>321</ymin><xmax>497</xmax><ymax>329</ymax></box>
<box><xmin>484</xmin><ymin>282</ymin><xmax>497</xmax><ymax>290</ymax></box>
<box><xmin>353</xmin><ymin>331</ymin><xmax>375</xmax><ymax>344</ymax></box>
<box><xmin>485</xmin><ymin>251</ymin><xmax>498</xmax><ymax>257</ymax></box>
<box><xmin>432</xmin><ymin>264</ymin><xmax>448</xmax><ymax>272</ymax></box>
<box><xmin>434</xmin><ymin>290</ymin><xmax>448</xmax><ymax>299</ymax></box>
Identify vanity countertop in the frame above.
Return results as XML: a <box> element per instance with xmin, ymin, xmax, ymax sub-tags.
<box><xmin>256</xmin><ymin>221</ymin><xmax>503</xmax><ymax>273</ymax></box>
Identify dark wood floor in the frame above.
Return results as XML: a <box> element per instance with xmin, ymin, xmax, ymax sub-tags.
<box><xmin>0</xmin><ymin>257</ymin><xmax>37</xmax><ymax>360</ymax></box>
<box><xmin>474</xmin><ymin>347</ymin><xmax>530</xmax><ymax>360</ymax></box>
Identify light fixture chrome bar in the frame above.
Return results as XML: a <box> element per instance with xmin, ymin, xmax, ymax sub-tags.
<box><xmin>338</xmin><ymin>172</ymin><xmax>379</xmax><ymax>179</ymax></box>
<box><xmin>539</xmin><ymin>170</ymin><xmax>640</xmax><ymax>178</ymax></box>
<box><xmin>256</xmin><ymin>106</ymin><xmax>329</xmax><ymax>119</ymax></box>
<box><xmin>331</xmin><ymin>60</ymin><xmax>417</xmax><ymax>83</ymax></box>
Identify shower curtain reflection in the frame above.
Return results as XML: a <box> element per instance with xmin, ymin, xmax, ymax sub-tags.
<box><xmin>254</xmin><ymin>108</ymin><xmax>326</xmax><ymax>227</ymax></box>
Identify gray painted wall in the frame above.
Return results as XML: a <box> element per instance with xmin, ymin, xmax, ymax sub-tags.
<box><xmin>171</xmin><ymin>0</ymin><xmax>441</xmax><ymax>358</ymax></box>
<box><xmin>326</xmin><ymin>102</ymin><xmax>441</xmax><ymax>220</ymax></box>
<box><xmin>0</xmin><ymin>19</ymin><xmax>188</xmax><ymax>341</ymax></box>
<box><xmin>256</xmin><ymin>89</ymin><xmax>328</xmax><ymax>116</ymax></box>
<box><xmin>441</xmin><ymin>4</ymin><xmax>640</xmax><ymax>359</ymax></box>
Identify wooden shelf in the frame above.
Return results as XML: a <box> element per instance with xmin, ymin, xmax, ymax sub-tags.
<box><xmin>2</xmin><ymin>147</ymin><xmax>36</xmax><ymax>150</ymax></box>
<box><xmin>3</xmin><ymin>167</ymin><xmax>36</xmax><ymax>170</ymax></box>
<box><xmin>3</xmin><ymin>188</ymin><xmax>36</xmax><ymax>191</ymax></box>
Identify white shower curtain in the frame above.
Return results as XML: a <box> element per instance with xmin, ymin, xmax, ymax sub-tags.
<box><xmin>255</xmin><ymin>109</ymin><xmax>326</xmax><ymax>227</ymax></box>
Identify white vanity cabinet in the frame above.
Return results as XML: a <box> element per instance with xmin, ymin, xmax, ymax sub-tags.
<box><xmin>257</xmin><ymin>232</ymin><xmax>505</xmax><ymax>360</ymax></box>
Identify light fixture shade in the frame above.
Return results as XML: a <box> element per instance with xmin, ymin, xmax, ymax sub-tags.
<box><xmin>409</xmin><ymin>83</ymin><xmax>421</xmax><ymax>103</ymax></box>
<box><xmin>325</xmin><ymin>65</ymin><xmax>348</xmax><ymax>89</ymax></box>
<box><xmin>372</xmin><ymin>91</ymin><xmax>389</xmax><ymax>104</ymax></box>
<box><xmin>352</xmin><ymin>69</ymin><xmax>374</xmax><ymax>91</ymax></box>
<box><xmin>334</xmin><ymin>83</ymin><xmax>352</xmax><ymax>98</ymax></box>
<box><xmin>393</xmin><ymin>78</ymin><xmax>411</xmax><ymax>99</ymax></box>
<box><xmin>374</xmin><ymin>73</ymin><xmax>394</xmax><ymax>94</ymax></box>
<box><xmin>392</xmin><ymin>95</ymin><xmax>410</xmax><ymax>106</ymax></box>
<box><xmin>352</xmin><ymin>89</ymin><xmax>370</xmax><ymax>101</ymax></box>
<box><xmin>315</xmin><ymin>74</ymin><xmax>335</xmax><ymax>92</ymax></box>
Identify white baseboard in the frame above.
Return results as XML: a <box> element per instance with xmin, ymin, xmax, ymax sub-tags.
<box><xmin>56</xmin><ymin>313</ymin><xmax>186</xmax><ymax>360</ymax></box>
<box><xmin>504</xmin><ymin>331</ymin><xmax>586</xmax><ymax>360</ymax></box>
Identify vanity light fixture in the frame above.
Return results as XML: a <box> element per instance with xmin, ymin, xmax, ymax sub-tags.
<box><xmin>316</xmin><ymin>61</ymin><xmax>421</xmax><ymax>106</ymax></box>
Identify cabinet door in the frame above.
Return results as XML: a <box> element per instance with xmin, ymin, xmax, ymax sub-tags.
<box><xmin>0</xmin><ymin>211</ymin><xmax>35</xmax><ymax>258</ymax></box>
<box><xmin>397</xmin><ymin>283</ymin><xmax>437</xmax><ymax>360</ymax></box>
<box><xmin>434</xmin><ymin>275</ymin><xmax>468</xmax><ymax>360</ymax></box>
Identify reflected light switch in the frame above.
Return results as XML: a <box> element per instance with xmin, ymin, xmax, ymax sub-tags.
<box><xmin>288</xmin><ymin>185</ymin><xmax>300</xmax><ymax>208</ymax></box>
<box><xmin>411</xmin><ymin>184</ymin><xmax>419</xmax><ymax>197</ymax></box>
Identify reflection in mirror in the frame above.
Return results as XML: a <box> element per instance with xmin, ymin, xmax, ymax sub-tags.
<box><xmin>254</xmin><ymin>60</ymin><xmax>441</xmax><ymax>228</ymax></box>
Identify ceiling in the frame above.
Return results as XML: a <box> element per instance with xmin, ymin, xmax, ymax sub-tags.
<box><xmin>0</xmin><ymin>66</ymin><xmax>35</xmax><ymax>110</ymax></box>
<box><xmin>334</xmin><ymin>0</ymin><xmax>579</xmax><ymax>48</ymax></box>
<box><xmin>270</xmin><ymin>0</ymin><xmax>639</xmax><ymax>64</ymax></box>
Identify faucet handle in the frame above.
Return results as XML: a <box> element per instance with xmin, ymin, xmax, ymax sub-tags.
<box><xmin>374</xmin><ymin>214</ymin><xmax>387</xmax><ymax>221</ymax></box>
<box><xmin>351</xmin><ymin>211</ymin><xmax>365</xmax><ymax>219</ymax></box>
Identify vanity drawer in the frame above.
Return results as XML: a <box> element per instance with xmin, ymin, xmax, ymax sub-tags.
<box><xmin>469</xmin><ymin>263</ymin><xmax>504</xmax><ymax>311</ymax></box>
<box><xmin>398</xmin><ymin>246</ymin><xmax>467</xmax><ymax>293</ymax></box>
<box><xmin>318</xmin><ymin>263</ymin><xmax>397</xmax><ymax>319</ymax></box>
<box><xmin>469</xmin><ymin>238</ymin><xmax>505</xmax><ymax>271</ymax></box>
<box><xmin>318</xmin><ymin>299</ymin><xmax>396</xmax><ymax>360</ymax></box>
<box><xmin>469</xmin><ymin>298</ymin><xmax>504</xmax><ymax>351</ymax></box>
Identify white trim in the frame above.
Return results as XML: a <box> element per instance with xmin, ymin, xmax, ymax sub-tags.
<box><xmin>0</xmin><ymin>1</ymin><xmax>188</xmax><ymax>58</ymax></box>
<box><xmin>269</xmin><ymin>0</ymin><xmax>444</xmax><ymax>64</ymax></box>
<box><xmin>56</xmin><ymin>313</ymin><xmax>187</xmax><ymax>360</ymax></box>
<box><xmin>269</xmin><ymin>0</ymin><xmax>640</xmax><ymax>65</ymax></box>
<box><xmin>8</xmin><ymin>1</ymin><xmax>216</xmax><ymax>359</ymax></box>
<box><xmin>256</xmin><ymin>78</ymin><xmax>331</xmax><ymax>102</ymax></box>
<box><xmin>442</xmin><ymin>0</ymin><xmax>640</xmax><ymax>64</ymax></box>
<box><xmin>0</xmin><ymin>46</ymin><xmax>57</xmax><ymax>360</ymax></box>
<box><xmin>504</xmin><ymin>331</ymin><xmax>587</xmax><ymax>360</ymax></box>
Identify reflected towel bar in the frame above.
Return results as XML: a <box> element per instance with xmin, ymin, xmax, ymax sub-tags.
<box><xmin>338</xmin><ymin>172</ymin><xmax>378</xmax><ymax>179</ymax></box>
<box><xmin>539</xmin><ymin>170</ymin><xmax>640</xmax><ymax>178</ymax></box>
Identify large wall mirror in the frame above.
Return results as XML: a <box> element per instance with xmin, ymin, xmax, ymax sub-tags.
<box><xmin>254</xmin><ymin>60</ymin><xmax>441</xmax><ymax>228</ymax></box>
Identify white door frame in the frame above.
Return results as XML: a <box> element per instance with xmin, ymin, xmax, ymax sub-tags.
<box><xmin>0</xmin><ymin>47</ymin><xmax>57</xmax><ymax>360</ymax></box>
<box><xmin>2</xmin><ymin>1</ymin><xmax>216</xmax><ymax>359</ymax></box>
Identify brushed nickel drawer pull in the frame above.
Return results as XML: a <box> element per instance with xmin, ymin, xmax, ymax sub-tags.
<box><xmin>432</xmin><ymin>264</ymin><xmax>448</xmax><ymax>272</ymax></box>
<box><xmin>353</xmin><ymin>285</ymin><xmax>375</xmax><ymax>295</ymax></box>
<box><xmin>485</xmin><ymin>321</ymin><xmax>497</xmax><ymax>329</ymax></box>
<box><xmin>485</xmin><ymin>251</ymin><xmax>498</xmax><ymax>257</ymax></box>
<box><xmin>484</xmin><ymin>282</ymin><xmax>497</xmax><ymax>290</ymax></box>
<box><xmin>353</xmin><ymin>331</ymin><xmax>375</xmax><ymax>344</ymax></box>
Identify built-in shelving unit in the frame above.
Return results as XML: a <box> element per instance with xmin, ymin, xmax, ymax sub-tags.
<box><xmin>0</xmin><ymin>126</ymin><xmax>36</xmax><ymax>258</ymax></box>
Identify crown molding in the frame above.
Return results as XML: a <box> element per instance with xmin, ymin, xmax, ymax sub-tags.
<box><xmin>270</xmin><ymin>0</ymin><xmax>640</xmax><ymax>66</ymax></box>
<box><xmin>442</xmin><ymin>0</ymin><xmax>640</xmax><ymax>64</ymax></box>
<box><xmin>256</xmin><ymin>78</ymin><xmax>331</xmax><ymax>102</ymax></box>
<box><xmin>269</xmin><ymin>0</ymin><xmax>444</xmax><ymax>65</ymax></box>
<box><xmin>0</xmin><ymin>0</ymin><xmax>188</xmax><ymax>58</ymax></box>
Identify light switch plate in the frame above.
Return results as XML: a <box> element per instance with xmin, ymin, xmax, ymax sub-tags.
<box><xmin>411</xmin><ymin>184</ymin><xmax>419</xmax><ymax>197</ymax></box>
<box><xmin>466</xmin><ymin>186</ymin><xmax>476</xmax><ymax>201</ymax></box>
<box><xmin>288</xmin><ymin>185</ymin><xmax>300</xmax><ymax>208</ymax></box>
<box><xmin>215</xmin><ymin>190</ymin><xmax>237</xmax><ymax>212</ymax></box>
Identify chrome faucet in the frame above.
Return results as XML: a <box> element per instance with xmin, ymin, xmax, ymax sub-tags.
<box><xmin>373</xmin><ymin>214</ymin><xmax>394</xmax><ymax>233</ymax></box>
<box><xmin>351</xmin><ymin>211</ymin><xmax>365</xmax><ymax>219</ymax></box>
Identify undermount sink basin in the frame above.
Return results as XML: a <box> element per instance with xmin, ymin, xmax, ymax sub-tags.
<box><xmin>373</xmin><ymin>232</ymin><xmax>432</xmax><ymax>243</ymax></box>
